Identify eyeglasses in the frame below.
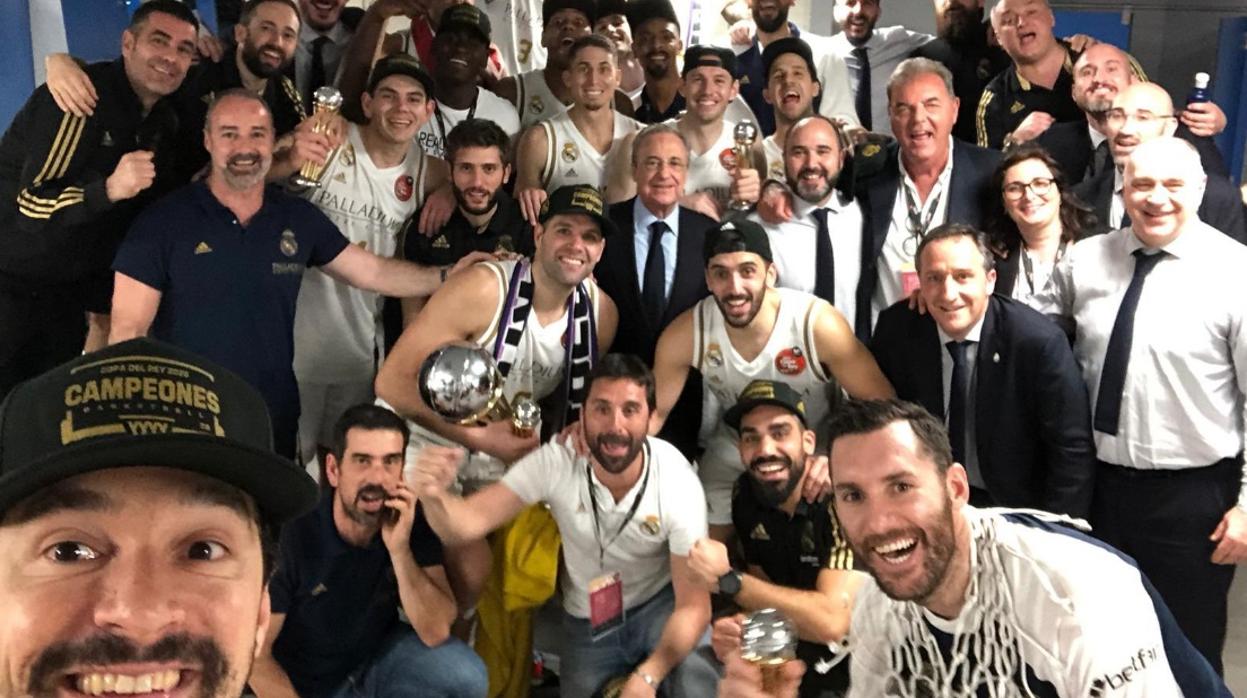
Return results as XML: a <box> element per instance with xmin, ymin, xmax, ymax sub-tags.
<box><xmin>1003</xmin><ymin>177</ymin><xmax>1055</xmax><ymax>200</ymax></box>
<box><xmin>1104</xmin><ymin>109</ymin><xmax>1176</xmax><ymax>127</ymax></box>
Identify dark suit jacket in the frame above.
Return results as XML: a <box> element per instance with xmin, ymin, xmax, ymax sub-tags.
<box><xmin>1073</xmin><ymin>166</ymin><xmax>1247</xmax><ymax>244</ymax></box>
<box><xmin>870</xmin><ymin>296</ymin><xmax>1095</xmax><ymax>517</ymax></box>
<box><xmin>1036</xmin><ymin>120</ymin><xmax>1229</xmax><ymax>185</ymax></box>
<box><xmin>854</xmin><ymin>139</ymin><xmax>1002</xmax><ymax>339</ymax></box>
<box><xmin>597</xmin><ymin>198</ymin><xmax>714</xmax><ymax>456</ymax></box>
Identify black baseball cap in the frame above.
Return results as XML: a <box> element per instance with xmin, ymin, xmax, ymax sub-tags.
<box><xmin>540</xmin><ymin>184</ymin><xmax>619</xmax><ymax>237</ymax></box>
<box><xmin>438</xmin><ymin>3</ymin><xmax>492</xmax><ymax>43</ymax></box>
<box><xmin>626</xmin><ymin>0</ymin><xmax>679</xmax><ymax>31</ymax></box>
<box><xmin>683</xmin><ymin>45</ymin><xmax>739</xmax><ymax>79</ymax></box>
<box><xmin>724</xmin><ymin>379</ymin><xmax>807</xmax><ymax>431</ymax></box>
<box><xmin>367</xmin><ymin>53</ymin><xmax>436</xmax><ymax>98</ymax></box>
<box><xmin>543</xmin><ymin>0</ymin><xmax>596</xmax><ymax>27</ymax></box>
<box><xmin>0</xmin><ymin>338</ymin><xmax>318</xmax><ymax>525</ymax></box>
<box><xmin>703</xmin><ymin>218</ymin><xmax>773</xmax><ymax>265</ymax></box>
<box><xmin>762</xmin><ymin>37</ymin><xmax>818</xmax><ymax>84</ymax></box>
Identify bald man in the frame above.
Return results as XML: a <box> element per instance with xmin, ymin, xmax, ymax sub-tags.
<box><xmin>1072</xmin><ymin>82</ymin><xmax>1245</xmax><ymax>242</ymax></box>
<box><xmin>1036</xmin><ymin>136</ymin><xmax>1247</xmax><ymax>674</ymax></box>
<box><xmin>1033</xmin><ymin>42</ymin><xmax>1228</xmax><ymax>183</ymax></box>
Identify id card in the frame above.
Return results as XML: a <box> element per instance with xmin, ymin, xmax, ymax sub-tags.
<box><xmin>588</xmin><ymin>571</ymin><xmax>625</xmax><ymax>640</ymax></box>
<box><xmin>899</xmin><ymin>263</ymin><xmax>920</xmax><ymax>297</ymax></box>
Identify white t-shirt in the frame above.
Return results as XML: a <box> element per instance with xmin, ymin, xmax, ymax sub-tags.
<box><xmin>849</xmin><ymin>508</ymin><xmax>1205</xmax><ymax>697</ymax></box>
<box><xmin>501</xmin><ymin>437</ymin><xmax>708</xmax><ymax>618</ymax></box>
<box><xmin>293</xmin><ymin>124</ymin><xmax>429</xmax><ymax>383</ymax></box>
<box><xmin>415</xmin><ymin>88</ymin><xmax>521</xmax><ymax>159</ymax></box>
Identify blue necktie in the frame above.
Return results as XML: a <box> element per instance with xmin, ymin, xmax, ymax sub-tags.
<box><xmin>1093</xmin><ymin>250</ymin><xmax>1165</xmax><ymax>435</ymax></box>
<box><xmin>812</xmin><ymin>208</ymin><xmax>835</xmax><ymax>304</ymax></box>
<box><xmin>852</xmin><ymin>46</ymin><xmax>872</xmax><ymax>131</ymax></box>
<box><xmin>946</xmin><ymin>340</ymin><xmax>971</xmax><ymax>465</ymax></box>
<box><xmin>642</xmin><ymin>221</ymin><xmax>669</xmax><ymax>327</ymax></box>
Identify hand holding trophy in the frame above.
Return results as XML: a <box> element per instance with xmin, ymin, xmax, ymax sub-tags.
<box><xmin>740</xmin><ymin>608</ymin><xmax>799</xmax><ymax>696</ymax></box>
<box><xmin>418</xmin><ymin>343</ymin><xmax>541</xmax><ymax>438</ymax></box>
<box><xmin>290</xmin><ymin>86</ymin><xmax>344</xmax><ymax>189</ymax></box>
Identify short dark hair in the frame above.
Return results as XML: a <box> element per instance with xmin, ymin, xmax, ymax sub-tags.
<box><xmin>914</xmin><ymin>222</ymin><xmax>996</xmax><ymax>274</ymax></box>
<box><xmin>329</xmin><ymin>404</ymin><xmax>410</xmax><ymax>462</ymax></box>
<box><xmin>204</xmin><ymin>87</ymin><xmax>272</xmax><ymax>131</ymax></box>
<box><xmin>129</xmin><ymin>0</ymin><xmax>200</xmax><ymax>34</ymax></box>
<box><xmin>445</xmin><ymin>118</ymin><xmax>512</xmax><ymax>167</ymax></box>
<box><xmin>587</xmin><ymin>354</ymin><xmax>656</xmax><ymax>411</ymax></box>
<box><xmin>569</xmin><ymin>33</ymin><xmax>617</xmax><ymax>64</ymax></box>
<box><xmin>985</xmin><ymin>142</ymin><xmax>1098</xmax><ymax>254</ymax></box>
<box><xmin>239</xmin><ymin>0</ymin><xmax>300</xmax><ymax>26</ymax></box>
<box><xmin>827</xmin><ymin>399</ymin><xmax>953</xmax><ymax>475</ymax></box>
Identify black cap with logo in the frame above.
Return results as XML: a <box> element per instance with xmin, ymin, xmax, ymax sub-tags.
<box><xmin>761</xmin><ymin>37</ymin><xmax>818</xmax><ymax>84</ymax></box>
<box><xmin>682</xmin><ymin>45</ymin><xmax>739</xmax><ymax>79</ymax></box>
<box><xmin>703</xmin><ymin>218</ymin><xmax>773</xmax><ymax>265</ymax></box>
<box><xmin>540</xmin><ymin>184</ymin><xmax>620</xmax><ymax>238</ymax></box>
<box><xmin>0</xmin><ymin>338</ymin><xmax>318</xmax><ymax>524</ymax></box>
<box><xmin>438</xmin><ymin>3</ymin><xmax>492</xmax><ymax>43</ymax></box>
<box><xmin>724</xmin><ymin>379</ymin><xmax>808</xmax><ymax>431</ymax></box>
<box><xmin>367</xmin><ymin>53</ymin><xmax>436</xmax><ymax>98</ymax></box>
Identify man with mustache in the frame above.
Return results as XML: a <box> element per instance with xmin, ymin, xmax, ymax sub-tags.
<box><xmin>409</xmin><ymin>355</ymin><xmax>719</xmax><ymax>697</ymax></box>
<box><xmin>0</xmin><ymin>0</ymin><xmax>199</xmax><ymax>399</ymax></box>
<box><xmin>650</xmin><ymin>219</ymin><xmax>893</xmax><ymax>541</ymax></box>
<box><xmin>823</xmin><ymin>398</ymin><xmax>1227</xmax><ymax>697</ymax></box>
<box><xmin>687</xmin><ymin>379</ymin><xmax>867</xmax><ymax>698</ymax></box>
<box><xmin>0</xmin><ymin>336</ymin><xmax>320</xmax><ymax>698</ymax></box>
<box><xmin>249</xmin><ymin>404</ymin><xmax>487</xmax><ymax>697</ymax></box>
<box><xmin>1072</xmin><ymin>82</ymin><xmax>1246</xmax><ymax>242</ymax></box>
<box><xmin>910</xmin><ymin>0</ymin><xmax>1010</xmax><ymax>143</ymax></box>
<box><xmin>754</xmin><ymin>115</ymin><xmax>871</xmax><ymax>339</ymax></box>
<box><xmin>109</xmin><ymin>90</ymin><xmax>475</xmax><ymax>460</ymax></box>
<box><xmin>629</xmin><ymin>0</ymin><xmax>686</xmax><ymax>125</ymax></box>
<box><xmin>291</xmin><ymin>54</ymin><xmax>452</xmax><ymax>473</ymax></box>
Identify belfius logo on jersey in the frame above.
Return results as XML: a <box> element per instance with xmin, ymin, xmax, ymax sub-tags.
<box><xmin>1088</xmin><ymin>646</ymin><xmax>1159</xmax><ymax>696</ymax></box>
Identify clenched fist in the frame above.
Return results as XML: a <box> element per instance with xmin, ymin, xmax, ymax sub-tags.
<box><xmin>106</xmin><ymin>150</ymin><xmax>156</xmax><ymax>202</ymax></box>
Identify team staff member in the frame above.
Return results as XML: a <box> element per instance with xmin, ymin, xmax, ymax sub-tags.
<box><xmin>688</xmin><ymin>380</ymin><xmax>866</xmax><ymax>698</ymax></box>
<box><xmin>629</xmin><ymin>0</ymin><xmax>686</xmax><ymax>124</ymax></box>
<box><xmin>108</xmin><ymin>90</ymin><xmax>473</xmax><ymax>459</ymax></box>
<box><xmin>0</xmin><ymin>0</ymin><xmax>200</xmax><ymax>399</ymax></box>
<box><xmin>0</xmin><ymin>336</ymin><xmax>319</xmax><ymax>698</ymax></box>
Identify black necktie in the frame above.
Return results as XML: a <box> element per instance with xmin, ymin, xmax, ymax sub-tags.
<box><xmin>642</xmin><ymin>221</ymin><xmax>670</xmax><ymax>327</ymax></box>
<box><xmin>307</xmin><ymin>36</ymin><xmax>331</xmax><ymax>110</ymax></box>
<box><xmin>852</xmin><ymin>46</ymin><xmax>872</xmax><ymax>131</ymax></box>
<box><xmin>947</xmin><ymin>340</ymin><xmax>971</xmax><ymax>466</ymax></box>
<box><xmin>1087</xmin><ymin>139</ymin><xmax>1110</xmax><ymax>180</ymax></box>
<box><xmin>1120</xmin><ymin>208</ymin><xmax>1132</xmax><ymax>229</ymax></box>
<box><xmin>1093</xmin><ymin>250</ymin><xmax>1165</xmax><ymax>435</ymax></box>
<box><xmin>812</xmin><ymin>208</ymin><xmax>836</xmax><ymax>304</ymax></box>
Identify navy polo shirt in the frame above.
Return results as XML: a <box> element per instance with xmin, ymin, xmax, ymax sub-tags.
<box><xmin>269</xmin><ymin>494</ymin><xmax>445</xmax><ymax>696</ymax></box>
<box><xmin>113</xmin><ymin>182</ymin><xmax>349</xmax><ymax>449</ymax></box>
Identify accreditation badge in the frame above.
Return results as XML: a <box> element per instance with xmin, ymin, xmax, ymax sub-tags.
<box><xmin>588</xmin><ymin>571</ymin><xmax>625</xmax><ymax>641</ymax></box>
<box><xmin>900</xmin><ymin>261</ymin><xmax>920</xmax><ymax>298</ymax></box>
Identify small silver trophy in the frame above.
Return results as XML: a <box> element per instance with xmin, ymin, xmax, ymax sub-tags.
<box><xmin>290</xmin><ymin>86</ymin><xmax>344</xmax><ymax>189</ymax></box>
<box><xmin>740</xmin><ymin>608</ymin><xmax>799</xmax><ymax>696</ymax></box>
<box><xmin>728</xmin><ymin>120</ymin><xmax>760</xmax><ymax>213</ymax></box>
<box><xmin>418</xmin><ymin>343</ymin><xmax>541</xmax><ymax>438</ymax></box>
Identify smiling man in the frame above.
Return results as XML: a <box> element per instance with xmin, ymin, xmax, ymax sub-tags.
<box><xmin>0</xmin><ymin>336</ymin><xmax>319</xmax><ymax>698</ymax></box>
<box><xmin>868</xmin><ymin>223</ymin><xmax>1093</xmax><ymax>517</ymax></box>
<box><xmin>826</xmin><ymin>398</ymin><xmax>1228</xmax><ymax>697</ymax></box>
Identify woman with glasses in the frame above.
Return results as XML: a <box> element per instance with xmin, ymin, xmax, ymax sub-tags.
<box><xmin>986</xmin><ymin>143</ymin><xmax>1097</xmax><ymax>307</ymax></box>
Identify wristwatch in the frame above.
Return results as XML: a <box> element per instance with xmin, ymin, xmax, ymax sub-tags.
<box><xmin>717</xmin><ymin>569</ymin><xmax>743</xmax><ymax>597</ymax></box>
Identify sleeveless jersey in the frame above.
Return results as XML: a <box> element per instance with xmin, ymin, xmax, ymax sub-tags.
<box><xmin>540</xmin><ymin>110</ymin><xmax>641</xmax><ymax>193</ymax></box>
<box><xmin>516</xmin><ymin>69</ymin><xmax>569</xmax><ymax>128</ymax></box>
<box><xmin>414</xmin><ymin>88</ymin><xmax>521</xmax><ymax>159</ymax></box>
<box><xmin>293</xmin><ymin>123</ymin><xmax>428</xmax><ymax>383</ymax></box>
<box><xmin>481</xmin><ymin>0</ymin><xmax>545</xmax><ymax>76</ymax></box>
<box><xmin>763</xmin><ymin>134</ymin><xmax>785</xmax><ymax>181</ymax></box>
<box><xmin>680</xmin><ymin>119</ymin><xmax>738</xmax><ymax>212</ymax></box>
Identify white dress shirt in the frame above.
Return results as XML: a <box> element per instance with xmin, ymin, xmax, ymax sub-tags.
<box><xmin>1110</xmin><ymin>167</ymin><xmax>1126</xmax><ymax>230</ymax></box>
<box><xmin>829</xmin><ymin>26</ymin><xmax>933</xmax><ymax>137</ymax></box>
<box><xmin>1034</xmin><ymin>223</ymin><xmax>1247</xmax><ymax>506</ymax></box>
<box><xmin>295</xmin><ymin>21</ymin><xmax>353</xmax><ymax>105</ymax></box>
<box><xmin>873</xmin><ymin>139</ymin><xmax>956</xmax><ymax>319</ymax></box>
<box><xmin>632</xmin><ymin>197</ymin><xmax>680</xmax><ymax>301</ymax></box>
<box><xmin>754</xmin><ymin>190</ymin><xmax>864</xmax><ymax>328</ymax></box>
<box><xmin>938</xmin><ymin>315</ymin><xmax>987</xmax><ymax>489</ymax></box>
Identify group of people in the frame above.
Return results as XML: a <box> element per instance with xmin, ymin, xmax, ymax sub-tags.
<box><xmin>1</xmin><ymin>0</ymin><xmax>1245</xmax><ymax>696</ymax></box>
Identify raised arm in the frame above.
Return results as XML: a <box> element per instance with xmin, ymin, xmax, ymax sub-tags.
<box><xmin>408</xmin><ymin>444</ymin><xmax>530</xmax><ymax>545</ymax></box>
<box><xmin>812</xmin><ymin>302</ymin><xmax>894</xmax><ymax>399</ymax></box>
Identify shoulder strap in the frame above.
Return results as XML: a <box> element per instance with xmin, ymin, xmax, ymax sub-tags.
<box><xmin>540</xmin><ymin>120</ymin><xmax>556</xmax><ymax>190</ymax></box>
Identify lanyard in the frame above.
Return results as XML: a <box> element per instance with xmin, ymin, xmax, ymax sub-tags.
<box><xmin>1020</xmin><ymin>240</ymin><xmax>1067</xmax><ymax>296</ymax></box>
<box><xmin>433</xmin><ymin>90</ymin><xmax>478</xmax><ymax>147</ymax></box>
<box><xmin>586</xmin><ymin>442</ymin><xmax>651</xmax><ymax>569</ymax></box>
<box><xmin>902</xmin><ymin>180</ymin><xmax>944</xmax><ymax>243</ymax></box>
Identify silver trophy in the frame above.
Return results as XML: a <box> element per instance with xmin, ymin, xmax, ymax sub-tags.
<box><xmin>728</xmin><ymin>120</ymin><xmax>760</xmax><ymax>213</ymax></box>
<box><xmin>418</xmin><ymin>343</ymin><xmax>541</xmax><ymax>438</ymax></box>
<box><xmin>741</xmin><ymin>609</ymin><xmax>799</xmax><ymax>696</ymax></box>
<box><xmin>290</xmin><ymin>86</ymin><xmax>344</xmax><ymax>189</ymax></box>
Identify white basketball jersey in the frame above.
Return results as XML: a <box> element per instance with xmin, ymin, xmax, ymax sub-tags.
<box><xmin>293</xmin><ymin>124</ymin><xmax>428</xmax><ymax>383</ymax></box>
<box><xmin>480</xmin><ymin>0</ymin><xmax>544</xmax><ymax>76</ymax></box>
<box><xmin>540</xmin><ymin>110</ymin><xmax>640</xmax><ymax>192</ymax></box>
<box><xmin>516</xmin><ymin>70</ymin><xmax>569</xmax><ymax>129</ymax></box>
<box><xmin>763</xmin><ymin>134</ymin><xmax>785</xmax><ymax>181</ymax></box>
<box><xmin>680</xmin><ymin>119</ymin><xmax>737</xmax><ymax>212</ymax></box>
<box><xmin>415</xmin><ymin>89</ymin><xmax>522</xmax><ymax>159</ymax></box>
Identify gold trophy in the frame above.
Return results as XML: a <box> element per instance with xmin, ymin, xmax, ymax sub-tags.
<box><xmin>741</xmin><ymin>609</ymin><xmax>798</xmax><ymax>695</ymax></box>
<box><xmin>728</xmin><ymin>119</ymin><xmax>759</xmax><ymax>213</ymax></box>
<box><xmin>290</xmin><ymin>86</ymin><xmax>344</xmax><ymax>189</ymax></box>
<box><xmin>419</xmin><ymin>343</ymin><xmax>541</xmax><ymax>438</ymax></box>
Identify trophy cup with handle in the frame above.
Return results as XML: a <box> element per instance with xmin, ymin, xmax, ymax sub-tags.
<box><xmin>418</xmin><ymin>343</ymin><xmax>541</xmax><ymax>438</ymax></box>
<box><xmin>290</xmin><ymin>86</ymin><xmax>344</xmax><ymax>189</ymax></box>
<box><xmin>741</xmin><ymin>608</ymin><xmax>799</xmax><ymax>696</ymax></box>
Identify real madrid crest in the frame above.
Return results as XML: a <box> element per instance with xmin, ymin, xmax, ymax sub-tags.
<box><xmin>640</xmin><ymin>515</ymin><xmax>661</xmax><ymax>536</ymax></box>
<box><xmin>530</xmin><ymin>96</ymin><xmax>546</xmax><ymax>115</ymax></box>
<box><xmin>861</xmin><ymin>143</ymin><xmax>881</xmax><ymax>158</ymax></box>
<box><xmin>280</xmin><ymin>229</ymin><xmax>299</xmax><ymax>257</ymax></box>
<box><xmin>561</xmin><ymin>142</ymin><xmax>580</xmax><ymax>163</ymax></box>
<box><xmin>705</xmin><ymin>343</ymin><xmax>724</xmax><ymax>369</ymax></box>
<box><xmin>340</xmin><ymin>142</ymin><xmax>356</xmax><ymax>167</ymax></box>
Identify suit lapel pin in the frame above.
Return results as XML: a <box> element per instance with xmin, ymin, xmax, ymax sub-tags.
<box><xmin>993</xmin><ymin>352</ymin><xmax>1000</xmax><ymax>363</ymax></box>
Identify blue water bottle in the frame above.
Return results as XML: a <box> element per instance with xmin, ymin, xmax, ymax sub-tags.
<box><xmin>1187</xmin><ymin>72</ymin><xmax>1211</xmax><ymax>105</ymax></box>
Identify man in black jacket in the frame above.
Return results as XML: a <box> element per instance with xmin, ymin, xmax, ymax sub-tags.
<box><xmin>870</xmin><ymin>223</ymin><xmax>1095</xmax><ymax>517</ymax></box>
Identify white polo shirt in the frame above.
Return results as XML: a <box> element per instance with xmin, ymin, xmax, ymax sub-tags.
<box><xmin>501</xmin><ymin>437</ymin><xmax>708</xmax><ymax>618</ymax></box>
